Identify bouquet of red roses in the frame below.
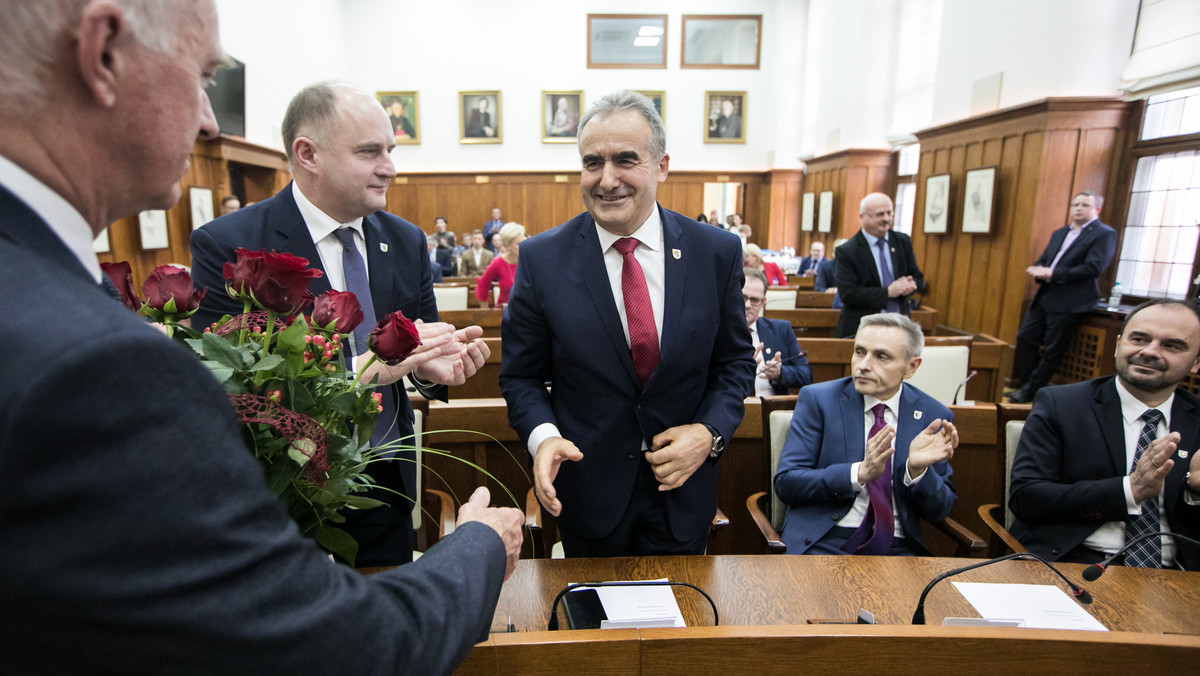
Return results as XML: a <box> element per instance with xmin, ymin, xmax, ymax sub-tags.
<box><xmin>102</xmin><ymin>250</ymin><xmax>422</xmax><ymax>565</ymax></box>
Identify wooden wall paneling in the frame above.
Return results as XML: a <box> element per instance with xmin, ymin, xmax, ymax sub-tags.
<box><xmin>765</xmin><ymin>170</ymin><xmax>803</xmax><ymax>252</ymax></box>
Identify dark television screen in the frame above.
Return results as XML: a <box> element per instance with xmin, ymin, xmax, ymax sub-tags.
<box><xmin>206</xmin><ymin>56</ymin><xmax>245</xmax><ymax>138</ymax></box>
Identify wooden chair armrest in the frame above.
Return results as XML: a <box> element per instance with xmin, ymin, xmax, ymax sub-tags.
<box><xmin>932</xmin><ymin>516</ymin><xmax>986</xmax><ymax>557</ymax></box>
<box><xmin>524</xmin><ymin>486</ymin><xmax>542</xmax><ymax>530</ymax></box>
<box><xmin>977</xmin><ymin>504</ymin><xmax>1028</xmax><ymax>555</ymax></box>
<box><xmin>746</xmin><ymin>492</ymin><xmax>787</xmax><ymax>554</ymax></box>
<box><xmin>426</xmin><ymin>488</ymin><xmax>456</xmax><ymax>539</ymax></box>
<box><xmin>711</xmin><ymin>507</ymin><xmax>730</xmax><ymax>529</ymax></box>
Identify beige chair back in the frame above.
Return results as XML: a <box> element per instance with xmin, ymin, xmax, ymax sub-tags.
<box><xmin>433</xmin><ymin>285</ymin><xmax>468</xmax><ymax>311</ymax></box>
<box><xmin>1004</xmin><ymin>420</ymin><xmax>1024</xmax><ymax>529</ymax></box>
<box><xmin>769</xmin><ymin>410</ymin><xmax>793</xmax><ymax>532</ymax></box>
<box><xmin>906</xmin><ymin>345</ymin><xmax>969</xmax><ymax>403</ymax></box>
<box><xmin>765</xmin><ymin>288</ymin><xmax>798</xmax><ymax>310</ymax></box>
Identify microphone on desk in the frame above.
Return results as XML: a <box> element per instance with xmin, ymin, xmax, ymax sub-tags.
<box><xmin>912</xmin><ymin>552</ymin><xmax>1091</xmax><ymax>625</ymax></box>
<box><xmin>546</xmin><ymin>581</ymin><xmax>719</xmax><ymax>631</ymax></box>
<box><xmin>1082</xmin><ymin>532</ymin><xmax>1200</xmax><ymax>581</ymax></box>
<box><xmin>951</xmin><ymin>370</ymin><xmax>978</xmax><ymax>406</ymax></box>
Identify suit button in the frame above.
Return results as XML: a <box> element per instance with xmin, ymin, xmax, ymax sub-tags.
<box><xmin>1052</xmin><ymin>548</ymin><xmax>1061</xmax><ymax>555</ymax></box>
<box><xmin>831</xmin><ymin>514</ymin><xmax>839</xmax><ymax>521</ymax></box>
<box><xmin>628</xmin><ymin>453</ymin><xmax>636</xmax><ymax>460</ymax></box>
<box><xmin>805</xmin><ymin>538</ymin><xmax>812</xmax><ymax>545</ymax></box>
<box><xmin>636</xmin><ymin>403</ymin><xmax>644</xmax><ymax>411</ymax></box>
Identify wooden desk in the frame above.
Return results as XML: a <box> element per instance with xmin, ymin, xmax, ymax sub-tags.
<box><xmin>453</xmin><ymin>555</ymin><xmax>1200</xmax><ymax>674</ymax></box>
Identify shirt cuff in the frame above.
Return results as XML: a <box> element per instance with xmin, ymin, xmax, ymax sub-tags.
<box><xmin>1123</xmin><ymin>476</ymin><xmax>1140</xmax><ymax>514</ymax></box>
<box><xmin>526</xmin><ymin>423</ymin><xmax>561</xmax><ymax>460</ymax></box>
<box><xmin>849</xmin><ymin>462</ymin><xmax>864</xmax><ymax>492</ymax></box>
<box><xmin>903</xmin><ymin>463</ymin><xmax>925</xmax><ymax>486</ymax></box>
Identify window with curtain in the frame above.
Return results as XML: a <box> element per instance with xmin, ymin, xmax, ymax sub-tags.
<box><xmin>1115</xmin><ymin>150</ymin><xmax>1200</xmax><ymax>299</ymax></box>
<box><xmin>893</xmin><ymin>144</ymin><xmax>919</xmax><ymax>235</ymax></box>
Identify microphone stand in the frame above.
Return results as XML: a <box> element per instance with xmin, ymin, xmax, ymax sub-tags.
<box><xmin>547</xmin><ymin>581</ymin><xmax>719</xmax><ymax>630</ymax></box>
<box><xmin>951</xmin><ymin>370</ymin><xmax>978</xmax><ymax>406</ymax></box>
<box><xmin>912</xmin><ymin>552</ymin><xmax>1091</xmax><ymax>625</ymax></box>
<box><xmin>1082</xmin><ymin>532</ymin><xmax>1200</xmax><ymax>581</ymax></box>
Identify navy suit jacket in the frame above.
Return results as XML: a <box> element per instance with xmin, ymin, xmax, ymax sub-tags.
<box><xmin>1009</xmin><ymin>377</ymin><xmax>1200</xmax><ymax>567</ymax></box>
<box><xmin>774</xmin><ymin>378</ymin><xmax>956</xmax><ymax>555</ymax></box>
<box><xmin>812</xmin><ymin>259</ymin><xmax>842</xmax><ymax>309</ymax></box>
<box><xmin>754</xmin><ymin>317</ymin><xmax>812</xmax><ymax>395</ymax></box>
<box><xmin>432</xmin><ymin>246</ymin><xmax>455</xmax><ymax>279</ymax></box>
<box><xmin>500</xmin><ymin>206</ymin><xmax>755</xmax><ymax>543</ymax></box>
<box><xmin>1029</xmin><ymin>219</ymin><xmax>1117</xmax><ymax>314</ymax></box>
<box><xmin>834</xmin><ymin>230</ymin><xmax>924</xmax><ymax>338</ymax></box>
<box><xmin>797</xmin><ymin>255</ymin><xmax>824</xmax><ymax>276</ymax></box>
<box><xmin>0</xmin><ymin>183</ymin><xmax>505</xmax><ymax>673</ymax></box>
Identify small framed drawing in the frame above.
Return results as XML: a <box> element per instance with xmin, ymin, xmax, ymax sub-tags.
<box><xmin>377</xmin><ymin>91</ymin><xmax>420</xmax><ymax>145</ymax></box>
<box><xmin>962</xmin><ymin>166</ymin><xmax>996</xmax><ymax>234</ymax></box>
<box><xmin>189</xmin><ymin>186</ymin><xmax>214</xmax><ymax>231</ymax></box>
<box><xmin>923</xmin><ymin>173</ymin><xmax>950</xmax><ymax>234</ymax></box>
<box><xmin>138</xmin><ymin>210</ymin><xmax>169</xmax><ymax>250</ymax></box>
<box><xmin>818</xmin><ymin>191</ymin><xmax>834</xmax><ymax>233</ymax></box>
<box><xmin>460</xmin><ymin>91</ymin><xmax>501</xmax><ymax>144</ymax></box>
<box><xmin>682</xmin><ymin>15</ymin><xmax>762</xmax><ymax>69</ymax></box>
<box><xmin>636</xmin><ymin>90</ymin><xmax>665</xmax><ymax>123</ymax></box>
<box><xmin>704</xmin><ymin>91</ymin><xmax>745</xmax><ymax>143</ymax></box>
<box><xmin>542</xmin><ymin>91</ymin><xmax>582</xmax><ymax>142</ymax></box>
<box><xmin>801</xmin><ymin>192</ymin><xmax>815</xmax><ymax>232</ymax></box>
<box><xmin>587</xmin><ymin>14</ymin><xmax>668</xmax><ymax>69</ymax></box>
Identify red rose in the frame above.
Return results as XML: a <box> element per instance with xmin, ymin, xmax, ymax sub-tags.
<box><xmin>368</xmin><ymin>311</ymin><xmax>422</xmax><ymax>365</ymax></box>
<box><xmin>99</xmin><ymin>261</ymin><xmax>142</xmax><ymax>312</ymax></box>
<box><xmin>311</xmin><ymin>290</ymin><xmax>364</xmax><ymax>334</ymax></box>
<box><xmin>223</xmin><ymin>248</ymin><xmax>323</xmax><ymax>315</ymax></box>
<box><xmin>143</xmin><ymin>265</ymin><xmax>206</xmax><ymax>315</ymax></box>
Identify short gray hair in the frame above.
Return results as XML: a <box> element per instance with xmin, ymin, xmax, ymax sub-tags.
<box><xmin>281</xmin><ymin>82</ymin><xmax>341</xmax><ymax>165</ymax></box>
<box><xmin>577</xmin><ymin>90</ymin><xmax>666</xmax><ymax>161</ymax></box>
<box><xmin>743</xmin><ymin>267</ymin><xmax>769</xmax><ymax>290</ymax></box>
<box><xmin>857</xmin><ymin>312</ymin><xmax>924</xmax><ymax>359</ymax></box>
<box><xmin>0</xmin><ymin>0</ymin><xmax>192</xmax><ymax>111</ymax></box>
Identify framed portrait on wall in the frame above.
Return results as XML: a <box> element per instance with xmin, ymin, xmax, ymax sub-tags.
<box><xmin>189</xmin><ymin>186</ymin><xmax>214</xmax><ymax>231</ymax></box>
<box><xmin>962</xmin><ymin>166</ymin><xmax>996</xmax><ymax>234</ymax></box>
<box><xmin>801</xmin><ymin>192</ymin><xmax>815</xmax><ymax>232</ymax></box>
<box><xmin>460</xmin><ymin>91</ymin><xmax>501</xmax><ymax>144</ymax></box>
<box><xmin>636</xmin><ymin>90</ymin><xmax>665</xmax><ymax>123</ymax></box>
<box><xmin>704</xmin><ymin>91</ymin><xmax>745</xmax><ymax>143</ymax></box>
<box><xmin>923</xmin><ymin>173</ymin><xmax>950</xmax><ymax>234</ymax></box>
<box><xmin>138</xmin><ymin>210</ymin><xmax>169</xmax><ymax>250</ymax></box>
<box><xmin>376</xmin><ymin>91</ymin><xmax>420</xmax><ymax>145</ymax></box>
<box><xmin>818</xmin><ymin>191</ymin><xmax>834</xmax><ymax>233</ymax></box>
<box><xmin>542</xmin><ymin>91</ymin><xmax>582</xmax><ymax>142</ymax></box>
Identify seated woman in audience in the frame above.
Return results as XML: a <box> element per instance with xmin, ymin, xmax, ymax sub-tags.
<box><xmin>744</xmin><ymin>243</ymin><xmax>787</xmax><ymax>286</ymax></box>
<box><xmin>475</xmin><ymin>222</ymin><xmax>526</xmax><ymax>308</ymax></box>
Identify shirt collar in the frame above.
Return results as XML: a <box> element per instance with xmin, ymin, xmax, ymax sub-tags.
<box><xmin>0</xmin><ymin>154</ymin><xmax>101</xmax><ymax>282</ymax></box>
<box><xmin>863</xmin><ymin>385</ymin><xmax>904</xmax><ymax>419</ymax></box>
<box><xmin>1114</xmin><ymin>377</ymin><xmax>1173</xmax><ymax>428</ymax></box>
<box><xmin>596</xmin><ymin>205</ymin><xmax>663</xmax><ymax>254</ymax></box>
<box><xmin>862</xmin><ymin>230</ymin><xmax>887</xmax><ymax>248</ymax></box>
<box><xmin>292</xmin><ymin>182</ymin><xmax>364</xmax><ymax>243</ymax></box>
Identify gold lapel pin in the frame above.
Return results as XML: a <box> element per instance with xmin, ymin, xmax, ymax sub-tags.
<box><xmin>672</xmin><ymin>248</ymin><xmax>681</xmax><ymax>259</ymax></box>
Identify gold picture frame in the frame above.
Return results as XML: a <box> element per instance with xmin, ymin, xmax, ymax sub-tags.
<box><xmin>376</xmin><ymin>91</ymin><xmax>420</xmax><ymax>145</ymax></box>
<box><xmin>704</xmin><ymin>91</ymin><xmax>746</xmax><ymax>144</ymax></box>
<box><xmin>459</xmin><ymin>91</ymin><xmax>502</xmax><ymax>144</ymax></box>
<box><xmin>542</xmin><ymin>91</ymin><xmax>583</xmax><ymax>143</ymax></box>
<box><xmin>636</xmin><ymin>90</ymin><xmax>666</xmax><ymax>125</ymax></box>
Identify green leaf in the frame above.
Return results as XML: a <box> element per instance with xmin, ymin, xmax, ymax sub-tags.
<box><xmin>328</xmin><ymin>392</ymin><xmax>360</xmax><ymax>417</ymax></box>
<box><xmin>203</xmin><ymin>363</ymin><xmax>235</xmax><ymax>385</ymax></box>
<box><xmin>277</xmin><ymin>316</ymin><xmax>309</xmax><ymax>354</ymax></box>
<box><xmin>250</xmin><ymin>354</ymin><xmax>285</xmax><ymax>373</ymax></box>
<box><xmin>287</xmin><ymin>438</ymin><xmax>316</xmax><ymax>466</ymax></box>
<box><xmin>288</xmin><ymin>384</ymin><xmax>316</xmax><ymax>413</ymax></box>
<box><xmin>342</xmin><ymin>495</ymin><xmax>385</xmax><ymax>510</ymax></box>
<box><xmin>314</xmin><ymin>526</ymin><xmax>358</xmax><ymax>566</ymax></box>
<box><xmin>201</xmin><ymin>332</ymin><xmax>249</xmax><ymax>370</ymax></box>
<box><xmin>262</xmin><ymin>456</ymin><xmax>301</xmax><ymax>495</ymax></box>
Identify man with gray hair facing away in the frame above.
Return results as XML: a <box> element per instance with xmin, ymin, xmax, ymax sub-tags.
<box><xmin>775</xmin><ymin>313</ymin><xmax>959</xmax><ymax>555</ymax></box>
<box><xmin>501</xmin><ymin>90</ymin><xmax>755</xmax><ymax>557</ymax></box>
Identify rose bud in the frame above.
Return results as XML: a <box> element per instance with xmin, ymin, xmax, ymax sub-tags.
<box><xmin>368</xmin><ymin>311</ymin><xmax>422</xmax><ymax>365</ymax></box>
<box><xmin>311</xmin><ymin>290</ymin><xmax>364</xmax><ymax>335</ymax></box>
<box><xmin>99</xmin><ymin>261</ymin><xmax>142</xmax><ymax>312</ymax></box>
<box><xmin>142</xmin><ymin>265</ymin><xmax>206</xmax><ymax>317</ymax></box>
<box><xmin>223</xmin><ymin>248</ymin><xmax>322</xmax><ymax>315</ymax></box>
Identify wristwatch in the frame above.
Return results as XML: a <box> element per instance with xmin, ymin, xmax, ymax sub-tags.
<box><xmin>701</xmin><ymin>423</ymin><xmax>725</xmax><ymax>459</ymax></box>
<box><xmin>1186</xmin><ymin>472</ymin><xmax>1200</xmax><ymax>506</ymax></box>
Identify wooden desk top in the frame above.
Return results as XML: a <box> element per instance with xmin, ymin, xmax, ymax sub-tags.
<box><xmin>488</xmin><ymin>554</ymin><xmax>1200</xmax><ymax>635</ymax></box>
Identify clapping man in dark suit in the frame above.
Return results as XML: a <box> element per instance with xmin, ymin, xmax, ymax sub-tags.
<box><xmin>483</xmin><ymin>207</ymin><xmax>504</xmax><ymax>253</ymax></box>
<box><xmin>0</xmin><ymin>3</ymin><xmax>520</xmax><ymax>673</ymax></box>
<box><xmin>834</xmin><ymin>193</ymin><xmax>924</xmax><ymax>338</ymax></box>
<box><xmin>1008</xmin><ymin>191</ymin><xmax>1118</xmax><ymax>403</ymax></box>
<box><xmin>797</xmin><ymin>241</ymin><xmax>826</xmax><ymax>277</ymax></box>
<box><xmin>775</xmin><ymin>313</ymin><xmax>958</xmax><ymax>555</ymax></box>
<box><xmin>191</xmin><ymin>83</ymin><xmax>494</xmax><ymax>567</ymax></box>
<box><xmin>501</xmin><ymin>90</ymin><xmax>755</xmax><ymax>557</ymax></box>
<box><xmin>1010</xmin><ymin>300</ymin><xmax>1200</xmax><ymax>568</ymax></box>
<box><xmin>744</xmin><ymin>268</ymin><xmax>812</xmax><ymax>396</ymax></box>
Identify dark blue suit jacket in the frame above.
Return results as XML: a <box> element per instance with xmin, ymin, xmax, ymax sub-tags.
<box><xmin>1009</xmin><ymin>377</ymin><xmax>1200</xmax><ymax>567</ymax></box>
<box><xmin>500</xmin><ymin>206</ymin><xmax>755</xmax><ymax>543</ymax></box>
<box><xmin>797</xmin><ymin>255</ymin><xmax>824</xmax><ymax>276</ymax></box>
<box><xmin>774</xmin><ymin>378</ymin><xmax>956</xmax><ymax>555</ymax></box>
<box><xmin>754</xmin><ymin>317</ymin><xmax>811</xmax><ymax>395</ymax></box>
<box><xmin>0</xmin><ymin>184</ymin><xmax>505</xmax><ymax>673</ymax></box>
<box><xmin>432</xmin><ymin>246</ymin><xmax>454</xmax><ymax>280</ymax></box>
<box><xmin>1030</xmin><ymin>219</ymin><xmax>1117</xmax><ymax>314</ymax></box>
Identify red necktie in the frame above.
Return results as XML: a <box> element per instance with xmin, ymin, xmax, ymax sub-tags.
<box><xmin>613</xmin><ymin>237</ymin><xmax>659</xmax><ymax>386</ymax></box>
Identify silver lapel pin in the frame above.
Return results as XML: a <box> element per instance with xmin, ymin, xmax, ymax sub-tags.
<box><xmin>913</xmin><ymin>411</ymin><xmax>923</xmax><ymax>420</ymax></box>
<box><xmin>380</xmin><ymin>243</ymin><xmax>389</xmax><ymax>253</ymax></box>
<box><xmin>672</xmin><ymin>248</ymin><xmax>681</xmax><ymax>259</ymax></box>
<box><xmin>1180</xmin><ymin>450</ymin><xmax>1190</xmax><ymax>459</ymax></box>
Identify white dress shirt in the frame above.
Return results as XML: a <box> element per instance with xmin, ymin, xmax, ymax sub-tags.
<box><xmin>838</xmin><ymin>385</ymin><xmax>925</xmax><ymax>537</ymax></box>
<box><xmin>526</xmin><ymin>208</ymin><xmax>666</xmax><ymax>458</ymax></box>
<box><xmin>0</xmin><ymin>155</ymin><xmax>100</xmax><ymax>282</ymax></box>
<box><xmin>748</xmin><ymin>321</ymin><xmax>775</xmax><ymax>397</ymax></box>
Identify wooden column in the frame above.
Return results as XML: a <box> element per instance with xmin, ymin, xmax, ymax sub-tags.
<box><xmin>800</xmin><ymin>148</ymin><xmax>893</xmax><ymax>252</ymax></box>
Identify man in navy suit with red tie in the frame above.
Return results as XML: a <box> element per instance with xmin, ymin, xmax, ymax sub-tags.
<box><xmin>1009</xmin><ymin>191</ymin><xmax>1117</xmax><ymax>403</ymax></box>
<box><xmin>501</xmin><ymin>90</ymin><xmax>755</xmax><ymax>557</ymax></box>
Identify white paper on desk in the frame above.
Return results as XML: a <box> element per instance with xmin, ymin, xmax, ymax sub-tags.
<box><xmin>952</xmin><ymin>582</ymin><xmax>1108</xmax><ymax>631</ymax></box>
<box><xmin>586</xmin><ymin>578</ymin><xmax>686</xmax><ymax>629</ymax></box>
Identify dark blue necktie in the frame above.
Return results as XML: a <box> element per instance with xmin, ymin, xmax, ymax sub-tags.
<box><xmin>1125</xmin><ymin>409</ymin><xmax>1164</xmax><ymax>568</ymax></box>
<box><xmin>877</xmin><ymin>238</ymin><xmax>901</xmax><ymax>314</ymax></box>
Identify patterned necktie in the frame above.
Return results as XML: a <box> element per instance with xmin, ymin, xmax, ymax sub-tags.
<box><xmin>612</xmin><ymin>237</ymin><xmax>659</xmax><ymax>386</ymax></box>
<box><xmin>1125</xmin><ymin>409</ymin><xmax>1164</xmax><ymax>568</ymax></box>
<box><xmin>333</xmin><ymin>228</ymin><xmax>377</xmax><ymax>356</ymax></box>
<box><xmin>843</xmin><ymin>403</ymin><xmax>895</xmax><ymax>555</ymax></box>
<box><xmin>876</xmin><ymin>237</ymin><xmax>901</xmax><ymax>314</ymax></box>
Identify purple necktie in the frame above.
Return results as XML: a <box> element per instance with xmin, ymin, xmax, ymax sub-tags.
<box><xmin>613</xmin><ymin>237</ymin><xmax>659</xmax><ymax>386</ymax></box>
<box><xmin>876</xmin><ymin>238</ymin><xmax>901</xmax><ymax>314</ymax></box>
<box><xmin>843</xmin><ymin>403</ymin><xmax>895</xmax><ymax>555</ymax></box>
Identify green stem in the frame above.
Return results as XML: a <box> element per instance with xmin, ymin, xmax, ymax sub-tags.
<box><xmin>354</xmin><ymin>353</ymin><xmax>379</xmax><ymax>384</ymax></box>
<box><xmin>237</xmin><ymin>298</ymin><xmax>252</xmax><ymax>346</ymax></box>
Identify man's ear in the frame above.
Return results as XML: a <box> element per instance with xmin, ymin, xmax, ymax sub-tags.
<box><xmin>76</xmin><ymin>2</ymin><xmax>128</xmax><ymax>108</ymax></box>
<box><xmin>292</xmin><ymin>137</ymin><xmax>319</xmax><ymax>172</ymax></box>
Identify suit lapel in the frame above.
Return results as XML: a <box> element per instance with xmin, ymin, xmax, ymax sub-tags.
<box><xmin>895</xmin><ymin>384</ymin><xmax>925</xmax><ymax>479</ymax></box>
<box><xmin>362</xmin><ymin>213</ymin><xmax>394</xmax><ymax>320</ymax></box>
<box><xmin>1093</xmin><ymin>379</ymin><xmax>1127</xmax><ymax>475</ymax></box>
<box><xmin>658</xmin><ymin>207</ymin><xmax>685</xmax><ymax>364</ymax></box>
<box><xmin>854</xmin><ymin>232</ymin><xmax>882</xmax><ymax>287</ymax></box>
<box><xmin>575</xmin><ymin>216</ymin><xmax>640</xmax><ymax>387</ymax></box>
<box><xmin>270</xmin><ymin>185</ymin><xmax>333</xmax><ymax>296</ymax></box>
<box><xmin>840</xmin><ymin>379</ymin><xmax>866</xmax><ymax>464</ymax></box>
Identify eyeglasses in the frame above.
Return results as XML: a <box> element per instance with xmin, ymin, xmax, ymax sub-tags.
<box><xmin>743</xmin><ymin>295</ymin><xmax>764</xmax><ymax>307</ymax></box>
